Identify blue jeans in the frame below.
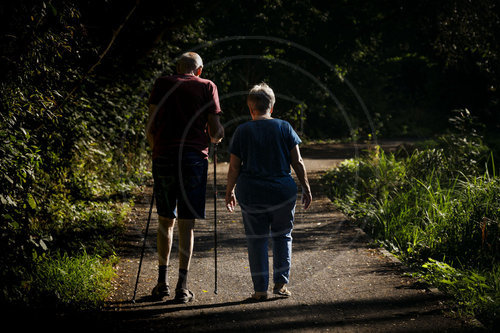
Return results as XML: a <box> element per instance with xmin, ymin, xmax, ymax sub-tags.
<box><xmin>240</xmin><ymin>200</ymin><xmax>296</xmax><ymax>292</ymax></box>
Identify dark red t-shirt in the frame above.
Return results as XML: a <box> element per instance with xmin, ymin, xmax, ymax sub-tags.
<box><xmin>148</xmin><ymin>74</ymin><xmax>222</xmax><ymax>159</ymax></box>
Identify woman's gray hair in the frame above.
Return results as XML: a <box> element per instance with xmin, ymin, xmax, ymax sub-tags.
<box><xmin>176</xmin><ymin>52</ymin><xmax>203</xmax><ymax>74</ymax></box>
<box><xmin>247</xmin><ymin>83</ymin><xmax>276</xmax><ymax>113</ymax></box>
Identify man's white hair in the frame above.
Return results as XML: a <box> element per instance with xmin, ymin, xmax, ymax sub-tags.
<box><xmin>247</xmin><ymin>83</ymin><xmax>275</xmax><ymax>113</ymax></box>
<box><xmin>176</xmin><ymin>52</ymin><xmax>203</xmax><ymax>74</ymax></box>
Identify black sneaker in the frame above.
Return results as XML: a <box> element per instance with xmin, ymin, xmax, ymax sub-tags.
<box><xmin>174</xmin><ymin>288</ymin><xmax>194</xmax><ymax>303</ymax></box>
<box><xmin>151</xmin><ymin>282</ymin><xmax>170</xmax><ymax>300</ymax></box>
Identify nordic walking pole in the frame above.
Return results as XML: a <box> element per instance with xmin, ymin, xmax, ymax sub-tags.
<box><xmin>132</xmin><ymin>188</ymin><xmax>155</xmax><ymax>303</ymax></box>
<box><xmin>214</xmin><ymin>143</ymin><xmax>218</xmax><ymax>295</ymax></box>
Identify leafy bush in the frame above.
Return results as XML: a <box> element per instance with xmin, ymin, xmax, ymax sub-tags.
<box><xmin>46</xmin><ymin>198</ymin><xmax>131</xmax><ymax>256</ymax></box>
<box><xmin>421</xmin><ymin>259</ymin><xmax>499</xmax><ymax>327</ymax></box>
<box><xmin>0</xmin><ymin>1</ymin><xmax>150</xmax><ymax>309</ymax></box>
<box><xmin>322</xmin><ymin>146</ymin><xmax>406</xmax><ymax>222</ymax></box>
<box><xmin>322</xmin><ymin>110</ymin><xmax>499</xmax><ymax>326</ymax></box>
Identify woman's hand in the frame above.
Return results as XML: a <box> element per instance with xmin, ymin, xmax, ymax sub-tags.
<box><xmin>225</xmin><ymin>190</ymin><xmax>237</xmax><ymax>212</ymax></box>
<box><xmin>302</xmin><ymin>189</ymin><xmax>312</xmax><ymax>210</ymax></box>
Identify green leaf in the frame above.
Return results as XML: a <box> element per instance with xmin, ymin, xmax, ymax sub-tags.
<box><xmin>4</xmin><ymin>175</ymin><xmax>14</xmax><ymax>184</ymax></box>
<box><xmin>27</xmin><ymin>193</ymin><xmax>37</xmax><ymax>209</ymax></box>
<box><xmin>439</xmin><ymin>279</ymin><xmax>454</xmax><ymax>285</ymax></box>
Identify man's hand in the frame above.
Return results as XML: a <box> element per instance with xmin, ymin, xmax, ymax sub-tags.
<box><xmin>211</xmin><ymin>136</ymin><xmax>223</xmax><ymax>144</ymax></box>
<box><xmin>208</xmin><ymin>113</ymin><xmax>224</xmax><ymax>143</ymax></box>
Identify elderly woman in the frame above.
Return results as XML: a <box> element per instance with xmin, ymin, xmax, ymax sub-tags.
<box><xmin>225</xmin><ymin>83</ymin><xmax>312</xmax><ymax>300</ymax></box>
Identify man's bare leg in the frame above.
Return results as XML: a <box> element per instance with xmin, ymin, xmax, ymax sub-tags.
<box><xmin>176</xmin><ymin>218</ymin><xmax>195</xmax><ymax>291</ymax></box>
<box><xmin>152</xmin><ymin>216</ymin><xmax>175</xmax><ymax>298</ymax></box>
<box><xmin>158</xmin><ymin>216</ymin><xmax>176</xmax><ymax>267</ymax></box>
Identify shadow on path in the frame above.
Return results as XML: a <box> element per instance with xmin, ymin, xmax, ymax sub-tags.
<box><xmin>40</xmin><ymin>292</ymin><xmax>483</xmax><ymax>333</ymax></box>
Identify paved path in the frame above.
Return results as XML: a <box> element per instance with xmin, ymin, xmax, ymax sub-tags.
<box><xmin>85</xmin><ymin>142</ymin><xmax>483</xmax><ymax>332</ymax></box>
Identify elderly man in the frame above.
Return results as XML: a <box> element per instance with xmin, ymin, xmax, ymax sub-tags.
<box><xmin>225</xmin><ymin>83</ymin><xmax>312</xmax><ymax>300</ymax></box>
<box><xmin>147</xmin><ymin>52</ymin><xmax>224</xmax><ymax>303</ymax></box>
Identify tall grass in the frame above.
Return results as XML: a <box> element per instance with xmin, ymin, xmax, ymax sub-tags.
<box><xmin>29</xmin><ymin>251</ymin><xmax>117</xmax><ymax>311</ymax></box>
<box><xmin>322</xmin><ymin>111</ymin><xmax>499</xmax><ymax>327</ymax></box>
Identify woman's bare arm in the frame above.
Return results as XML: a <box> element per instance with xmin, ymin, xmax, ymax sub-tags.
<box><xmin>225</xmin><ymin>153</ymin><xmax>241</xmax><ymax>212</ymax></box>
<box><xmin>290</xmin><ymin>144</ymin><xmax>312</xmax><ymax>209</ymax></box>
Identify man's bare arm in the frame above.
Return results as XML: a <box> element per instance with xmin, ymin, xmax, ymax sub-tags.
<box><xmin>208</xmin><ymin>113</ymin><xmax>224</xmax><ymax>144</ymax></box>
<box><xmin>290</xmin><ymin>144</ymin><xmax>312</xmax><ymax>209</ymax></box>
<box><xmin>146</xmin><ymin>104</ymin><xmax>157</xmax><ymax>149</ymax></box>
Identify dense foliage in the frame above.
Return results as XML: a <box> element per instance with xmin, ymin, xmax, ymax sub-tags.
<box><xmin>322</xmin><ymin>111</ymin><xmax>499</xmax><ymax>326</ymax></box>
<box><xmin>1</xmin><ymin>0</ymin><xmax>499</xmax><ymax>312</ymax></box>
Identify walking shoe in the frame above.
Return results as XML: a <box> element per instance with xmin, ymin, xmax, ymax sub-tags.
<box><xmin>273</xmin><ymin>283</ymin><xmax>291</xmax><ymax>297</ymax></box>
<box><xmin>174</xmin><ymin>288</ymin><xmax>195</xmax><ymax>303</ymax></box>
<box><xmin>251</xmin><ymin>291</ymin><xmax>268</xmax><ymax>301</ymax></box>
<box><xmin>151</xmin><ymin>282</ymin><xmax>170</xmax><ymax>300</ymax></box>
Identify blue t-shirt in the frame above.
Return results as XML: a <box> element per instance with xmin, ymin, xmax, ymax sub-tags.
<box><xmin>229</xmin><ymin>118</ymin><xmax>302</xmax><ymax>206</ymax></box>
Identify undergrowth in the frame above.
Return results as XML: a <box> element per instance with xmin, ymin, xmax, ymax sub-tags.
<box><xmin>322</xmin><ymin>110</ymin><xmax>499</xmax><ymax>327</ymax></box>
<box><xmin>29</xmin><ymin>251</ymin><xmax>118</xmax><ymax>311</ymax></box>
<box><xmin>0</xmin><ymin>2</ymin><xmax>152</xmax><ymax>311</ymax></box>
